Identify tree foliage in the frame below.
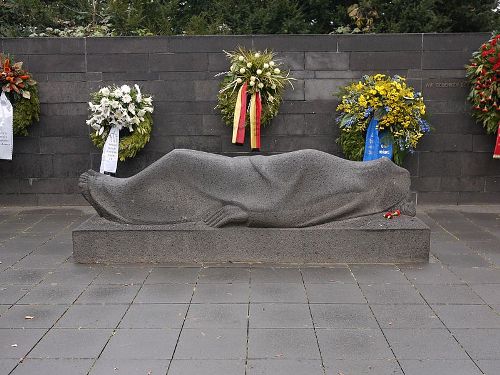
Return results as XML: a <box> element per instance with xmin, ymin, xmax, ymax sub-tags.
<box><xmin>1</xmin><ymin>0</ymin><xmax>499</xmax><ymax>37</ymax></box>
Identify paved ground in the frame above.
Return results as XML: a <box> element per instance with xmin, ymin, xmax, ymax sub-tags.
<box><xmin>0</xmin><ymin>205</ymin><xmax>499</xmax><ymax>375</ymax></box>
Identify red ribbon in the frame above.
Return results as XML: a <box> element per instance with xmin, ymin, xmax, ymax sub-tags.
<box><xmin>253</xmin><ymin>91</ymin><xmax>262</xmax><ymax>151</ymax></box>
<box><xmin>234</xmin><ymin>82</ymin><xmax>247</xmax><ymax>145</ymax></box>
<box><xmin>494</xmin><ymin>121</ymin><xmax>500</xmax><ymax>159</ymax></box>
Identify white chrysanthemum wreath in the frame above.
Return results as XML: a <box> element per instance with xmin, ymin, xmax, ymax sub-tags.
<box><xmin>87</xmin><ymin>84</ymin><xmax>153</xmax><ymax>161</ymax></box>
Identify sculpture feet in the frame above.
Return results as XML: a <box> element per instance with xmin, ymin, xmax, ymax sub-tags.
<box><xmin>79</xmin><ymin>170</ymin><xmax>128</xmax><ymax>223</ymax></box>
<box><xmin>203</xmin><ymin>205</ymin><xmax>249</xmax><ymax>228</ymax></box>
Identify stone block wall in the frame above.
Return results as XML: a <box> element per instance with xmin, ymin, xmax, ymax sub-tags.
<box><xmin>0</xmin><ymin>34</ymin><xmax>498</xmax><ymax>205</ymax></box>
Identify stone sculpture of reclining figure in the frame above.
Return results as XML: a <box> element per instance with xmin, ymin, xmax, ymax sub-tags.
<box><xmin>79</xmin><ymin>149</ymin><xmax>415</xmax><ymax>228</ymax></box>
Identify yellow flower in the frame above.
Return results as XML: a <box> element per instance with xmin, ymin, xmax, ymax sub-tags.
<box><xmin>358</xmin><ymin>95</ymin><xmax>368</xmax><ymax>107</ymax></box>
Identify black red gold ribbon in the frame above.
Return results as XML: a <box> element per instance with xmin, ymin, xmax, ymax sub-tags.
<box><xmin>494</xmin><ymin>121</ymin><xmax>500</xmax><ymax>159</ymax></box>
<box><xmin>231</xmin><ymin>83</ymin><xmax>262</xmax><ymax>151</ymax></box>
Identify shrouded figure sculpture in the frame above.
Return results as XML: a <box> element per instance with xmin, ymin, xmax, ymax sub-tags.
<box><xmin>79</xmin><ymin>149</ymin><xmax>415</xmax><ymax>228</ymax></box>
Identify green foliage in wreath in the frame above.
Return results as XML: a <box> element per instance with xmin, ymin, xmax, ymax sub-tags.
<box><xmin>90</xmin><ymin>112</ymin><xmax>153</xmax><ymax>161</ymax></box>
<box><xmin>11</xmin><ymin>86</ymin><xmax>40</xmax><ymax>136</ymax></box>
<box><xmin>87</xmin><ymin>84</ymin><xmax>154</xmax><ymax>162</ymax></box>
<box><xmin>216</xmin><ymin>47</ymin><xmax>294</xmax><ymax>128</ymax></box>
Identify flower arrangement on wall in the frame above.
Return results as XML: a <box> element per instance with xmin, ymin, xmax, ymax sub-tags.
<box><xmin>216</xmin><ymin>47</ymin><xmax>294</xmax><ymax>151</ymax></box>
<box><xmin>87</xmin><ymin>84</ymin><xmax>153</xmax><ymax>173</ymax></box>
<box><xmin>335</xmin><ymin>74</ymin><xmax>429</xmax><ymax>166</ymax></box>
<box><xmin>466</xmin><ymin>33</ymin><xmax>500</xmax><ymax>158</ymax></box>
<box><xmin>0</xmin><ymin>54</ymin><xmax>40</xmax><ymax>136</ymax></box>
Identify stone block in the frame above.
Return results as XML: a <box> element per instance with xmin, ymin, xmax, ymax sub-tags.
<box><xmin>280</xmin><ymin>100</ymin><xmax>334</xmax><ymax>114</ymax></box>
<box><xmin>258</xmin><ymin>135</ymin><xmax>337</xmax><ymax>153</ymax></box>
<box><xmin>418</xmin><ymin>152</ymin><xmax>462</xmax><ymax>176</ymax></box>
<box><xmin>422</xmin><ymin>78</ymin><xmax>468</xmax><ymax>100</ymax></box>
<box><xmin>423</xmin><ymin>33</ymin><xmax>490</xmax><ymax>51</ymax></box>
<box><xmin>280</xmin><ymin>52</ymin><xmax>305</xmax><ymax>70</ymax></box>
<box><xmin>87</xmin><ymin>54</ymin><xmax>149</xmax><ymax>72</ymax></box>
<box><xmin>13</xmin><ymin>137</ymin><xmax>40</xmax><ymax>154</ymax></box>
<box><xmin>305</xmin><ymin>52</ymin><xmax>349</xmax><ymax>71</ymax></box>
<box><xmin>427</xmin><ymin>113</ymin><xmax>481</xmax><ymax>135</ymax></box>
<box><xmin>8</xmin><ymin>154</ymin><xmax>54</xmax><ymax>178</ymax></box>
<box><xmin>350</xmin><ymin>52</ymin><xmax>421</xmax><ymax>70</ymax></box>
<box><xmin>86</xmin><ymin>37</ymin><xmax>170</xmax><ymax>54</ymax></box>
<box><xmin>38</xmin><ymin>82</ymin><xmax>100</xmax><ymax>103</ymax></box>
<box><xmin>141</xmin><ymin>81</ymin><xmax>195</xmax><ymax>101</ymax></box>
<box><xmin>418</xmin><ymin>134</ymin><xmax>472</xmax><ymax>152</ymax></box>
<box><xmin>424</xmin><ymin>100</ymin><xmax>467</xmax><ymax>114</ymax></box>
<box><xmin>73</xmin><ymin>214</ymin><xmax>430</xmax><ymax>264</ymax></box>
<box><xmin>40</xmin><ymin>137</ymin><xmax>93</xmax><ymax>154</ymax></box>
<box><xmin>40</xmin><ymin>115</ymin><xmax>89</xmax><ymax>137</ymax></box>
<box><xmin>20</xmin><ymin>177</ymin><xmax>80</xmax><ymax>194</ymax></box>
<box><xmin>417</xmin><ymin>192</ymin><xmax>459</xmax><ymax>204</ymax></box>
<box><xmin>27</xmin><ymin>55</ymin><xmax>86</xmax><ymax>73</ymax></box>
<box><xmin>0</xmin><ymin>194</ymin><xmax>39</xmax><ymax>206</ymax></box>
<box><xmin>46</xmin><ymin>72</ymin><xmax>102</xmax><ymax>82</ymax></box>
<box><xmin>422</xmin><ymin>51</ymin><xmax>471</xmax><ymax>70</ymax></box>
<box><xmin>52</xmin><ymin>154</ymin><xmax>91</xmax><ymax>177</ymax></box>
<box><xmin>194</xmin><ymin>80</ymin><xmax>220</xmax><ymax>101</ymax></box>
<box><xmin>338</xmin><ymin>34</ymin><xmax>422</xmax><ymax>52</ymax></box>
<box><xmin>0</xmin><ymin>179</ymin><xmax>20</xmax><ymax>194</ymax></box>
<box><xmin>263</xmin><ymin>114</ymin><xmax>308</xmax><ymax>136</ymax></box>
<box><xmin>252</xmin><ymin>35</ymin><xmax>337</xmax><ymax>52</ymax></box>
<box><xmin>472</xmin><ymin>135</ymin><xmax>496</xmax><ymax>152</ymax></box>
<box><xmin>172</xmin><ymin>136</ymin><xmax>222</xmax><ymax>152</ymax></box>
<box><xmin>411</xmin><ymin>177</ymin><xmax>441</xmax><ymax>192</ymax></box>
<box><xmin>2</xmin><ymin>38</ymin><xmax>85</xmax><ymax>54</ymax></box>
<box><xmin>305</xmin><ymin>79</ymin><xmax>351</xmax><ymax>100</ymax></box>
<box><xmin>461</xmin><ymin>152</ymin><xmax>500</xmax><ymax>177</ymax></box>
<box><xmin>458</xmin><ymin>192</ymin><xmax>500</xmax><ymax>204</ymax></box>
<box><xmin>154</xmin><ymin>114</ymin><xmax>204</xmax><ymax>136</ymax></box>
<box><xmin>485</xmin><ymin>177</ymin><xmax>500</xmax><ymax>192</ymax></box>
<box><xmin>37</xmin><ymin>193</ymin><xmax>87</xmax><ymax>206</ymax></box>
<box><xmin>102</xmin><ymin>72</ymin><xmax>159</xmax><ymax>81</ymax></box>
<box><xmin>150</xmin><ymin>53</ymin><xmax>208</xmax><ymax>71</ymax></box>
<box><xmin>169</xmin><ymin>35</ymin><xmax>253</xmax><ymax>53</ymax></box>
<box><xmin>441</xmin><ymin>177</ymin><xmax>485</xmax><ymax>192</ymax></box>
<box><xmin>283</xmin><ymin>79</ymin><xmax>305</xmax><ymax>100</ymax></box>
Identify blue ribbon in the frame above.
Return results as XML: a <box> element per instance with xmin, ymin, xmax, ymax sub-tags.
<box><xmin>363</xmin><ymin>117</ymin><xmax>393</xmax><ymax>161</ymax></box>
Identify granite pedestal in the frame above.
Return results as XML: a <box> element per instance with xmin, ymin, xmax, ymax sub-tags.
<box><xmin>72</xmin><ymin>214</ymin><xmax>430</xmax><ymax>264</ymax></box>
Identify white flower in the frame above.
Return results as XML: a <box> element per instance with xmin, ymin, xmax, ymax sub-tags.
<box><xmin>256</xmin><ymin>69</ymin><xmax>262</xmax><ymax>75</ymax></box>
<box><xmin>144</xmin><ymin>106</ymin><xmax>154</xmax><ymax>113</ymax></box>
<box><xmin>239</xmin><ymin>68</ymin><xmax>246</xmax><ymax>74</ymax></box>
<box><xmin>134</xmin><ymin>84</ymin><xmax>142</xmax><ymax>103</ymax></box>
<box><xmin>230</xmin><ymin>65</ymin><xmax>235</xmax><ymax>72</ymax></box>
<box><xmin>263</xmin><ymin>63</ymin><xmax>269</xmax><ymax>69</ymax></box>
<box><xmin>254</xmin><ymin>53</ymin><xmax>260</xmax><ymax>58</ymax></box>
<box><xmin>98</xmin><ymin>126</ymin><xmax>104</xmax><ymax>135</ymax></box>
<box><xmin>268</xmin><ymin>95</ymin><xmax>274</xmax><ymax>102</ymax></box>
<box><xmin>238</xmin><ymin>55</ymin><xmax>244</xmax><ymax>61</ymax></box>
<box><xmin>249</xmin><ymin>81</ymin><xmax>255</xmax><ymax>86</ymax></box>
<box><xmin>269</xmin><ymin>61</ymin><xmax>275</xmax><ymax>67</ymax></box>
<box><xmin>247</xmin><ymin>62</ymin><xmax>252</xmax><ymax>68</ymax></box>
<box><xmin>99</xmin><ymin>87</ymin><xmax>110</xmax><ymax>96</ymax></box>
<box><xmin>121</xmin><ymin>85</ymin><xmax>131</xmax><ymax>94</ymax></box>
<box><xmin>266</xmin><ymin>72</ymin><xmax>271</xmax><ymax>77</ymax></box>
<box><xmin>250</xmin><ymin>76</ymin><xmax>256</xmax><ymax>81</ymax></box>
<box><xmin>274</xmin><ymin>68</ymin><xmax>280</xmax><ymax>74</ymax></box>
<box><xmin>258</xmin><ymin>83</ymin><xmax>264</xmax><ymax>89</ymax></box>
<box><xmin>112</xmin><ymin>88</ymin><xmax>123</xmax><ymax>97</ymax></box>
<box><xmin>128</xmin><ymin>103</ymin><xmax>136</xmax><ymax>115</ymax></box>
<box><xmin>236</xmin><ymin>78</ymin><xmax>243</xmax><ymax>84</ymax></box>
<box><xmin>100</xmin><ymin>97</ymin><xmax>110</xmax><ymax>106</ymax></box>
<box><xmin>137</xmin><ymin>109</ymin><xmax>146</xmax><ymax>117</ymax></box>
<box><xmin>144</xmin><ymin>97</ymin><xmax>153</xmax><ymax>105</ymax></box>
<box><xmin>122</xmin><ymin>94</ymin><xmax>132</xmax><ymax>103</ymax></box>
<box><xmin>271</xmin><ymin>84</ymin><xmax>276</xmax><ymax>90</ymax></box>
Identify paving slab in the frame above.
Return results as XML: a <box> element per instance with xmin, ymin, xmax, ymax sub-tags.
<box><xmin>0</xmin><ymin>328</ymin><xmax>47</xmax><ymax>359</ymax></box>
<box><xmin>146</xmin><ymin>267</ymin><xmax>200</xmax><ymax>284</ymax></box>
<box><xmin>360</xmin><ymin>283</ymin><xmax>425</xmax><ymax>304</ymax></box>
<box><xmin>306</xmin><ymin>283</ymin><xmax>365</xmax><ymax>304</ymax></box>
<box><xmin>0</xmin><ymin>269</ymin><xmax>49</xmax><ymax>285</ymax></box>
<box><xmin>453</xmin><ymin>329</ymin><xmax>500</xmax><ymax>359</ymax></box>
<box><xmin>0</xmin><ymin>304</ymin><xmax>68</xmax><ymax>329</ymax></box>
<box><xmin>324</xmin><ymin>359</ymin><xmax>403</xmax><ymax>375</ymax></box>
<box><xmin>0</xmin><ymin>359</ymin><xmax>18</xmax><ymax>374</ymax></box>
<box><xmin>28</xmin><ymin>328</ymin><xmax>112</xmax><ymax>359</ymax></box>
<box><xmin>247</xmin><ymin>359</ymin><xmax>324</xmax><ymax>375</ymax></box>
<box><xmin>470</xmin><ymin>284</ymin><xmax>500</xmax><ymax>305</ymax></box>
<box><xmin>169</xmin><ymin>359</ymin><xmax>245</xmax><ymax>375</ymax></box>
<box><xmin>75</xmin><ymin>284</ymin><xmax>140</xmax><ymax>304</ymax></box>
<box><xmin>198</xmin><ymin>267</ymin><xmax>251</xmax><ymax>284</ymax></box>
<box><xmin>119</xmin><ymin>303</ymin><xmax>188</xmax><ymax>329</ymax></box>
<box><xmin>184</xmin><ymin>303</ymin><xmax>248</xmax><ymax>328</ymax></box>
<box><xmin>0</xmin><ymin>285</ymin><xmax>31</xmax><ymax>304</ymax></box>
<box><xmin>415</xmin><ymin>284</ymin><xmax>484</xmax><ymax>304</ymax></box>
<box><xmin>55</xmin><ymin>304</ymin><xmax>128</xmax><ymax>328</ymax></box>
<box><xmin>134</xmin><ymin>284</ymin><xmax>195</xmax><ymax>304</ymax></box>
<box><xmin>174</xmin><ymin>328</ymin><xmax>247</xmax><ymax>359</ymax></box>
<box><xmin>448</xmin><ymin>267</ymin><xmax>500</xmax><ymax>284</ymax></box>
<box><xmin>370</xmin><ymin>304</ymin><xmax>444</xmax><ymax>329</ymax></box>
<box><xmin>92</xmin><ymin>266</ymin><xmax>151</xmax><ymax>285</ymax></box>
<box><xmin>12</xmin><ymin>358</ymin><xmax>94</xmax><ymax>375</ymax></box>
<box><xmin>100</xmin><ymin>328</ymin><xmax>179</xmax><ymax>360</ymax></box>
<box><xmin>18</xmin><ymin>283</ymin><xmax>83</xmax><ymax>305</ymax></box>
<box><xmin>399</xmin><ymin>359</ymin><xmax>482</xmax><ymax>375</ymax></box>
<box><xmin>383</xmin><ymin>329</ymin><xmax>469</xmax><ymax>360</ymax></box>
<box><xmin>251</xmin><ymin>268</ymin><xmax>303</xmax><ymax>283</ymax></box>
<box><xmin>248</xmin><ymin>328</ymin><xmax>320</xmax><ymax>359</ymax></box>
<box><xmin>350</xmin><ymin>265</ymin><xmax>410</xmax><ymax>284</ymax></box>
<box><xmin>250</xmin><ymin>303</ymin><xmax>312</xmax><ymax>329</ymax></box>
<box><xmin>192</xmin><ymin>283</ymin><xmax>250</xmax><ymax>303</ymax></box>
<box><xmin>433</xmin><ymin>305</ymin><xmax>500</xmax><ymax>328</ymax></box>
<box><xmin>316</xmin><ymin>328</ymin><xmax>393</xmax><ymax>360</ymax></box>
<box><xmin>89</xmin><ymin>359</ymin><xmax>170</xmax><ymax>375</ymax></box>
<box><xmin>301</xmin><ymin>267</ymin><xmax>355</xmax><ymax>284</ymax></box>
<box><xmin>477</xmin><ymin>360</ymin><xmax>500</xmax><ymax>375</ymax></box>
<box><xmin>250</xmin><ymin>283</ymin><xmax>307</xmax><ymax>303</ymax></box>
<box><xmin>310</xmin><ymin>304</ymin><xmax>378</xmax><ymax>329</ymax></box>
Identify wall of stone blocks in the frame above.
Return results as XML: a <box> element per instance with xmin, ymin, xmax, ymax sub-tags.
<box><xmin>0</xmin><ymin>33</ymin><xmax>499</xmax><ymax>205</ymax></box>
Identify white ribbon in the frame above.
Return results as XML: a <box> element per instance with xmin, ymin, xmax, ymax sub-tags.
<box><xmin>99</xmin><ymin>126</ymin><xmax>120</xmax><ymax>174</ymax></box>
<box><xmin>0</xmin><ymin>92</ymin><xmax>13</xmax><ymax>160</ymax></box>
